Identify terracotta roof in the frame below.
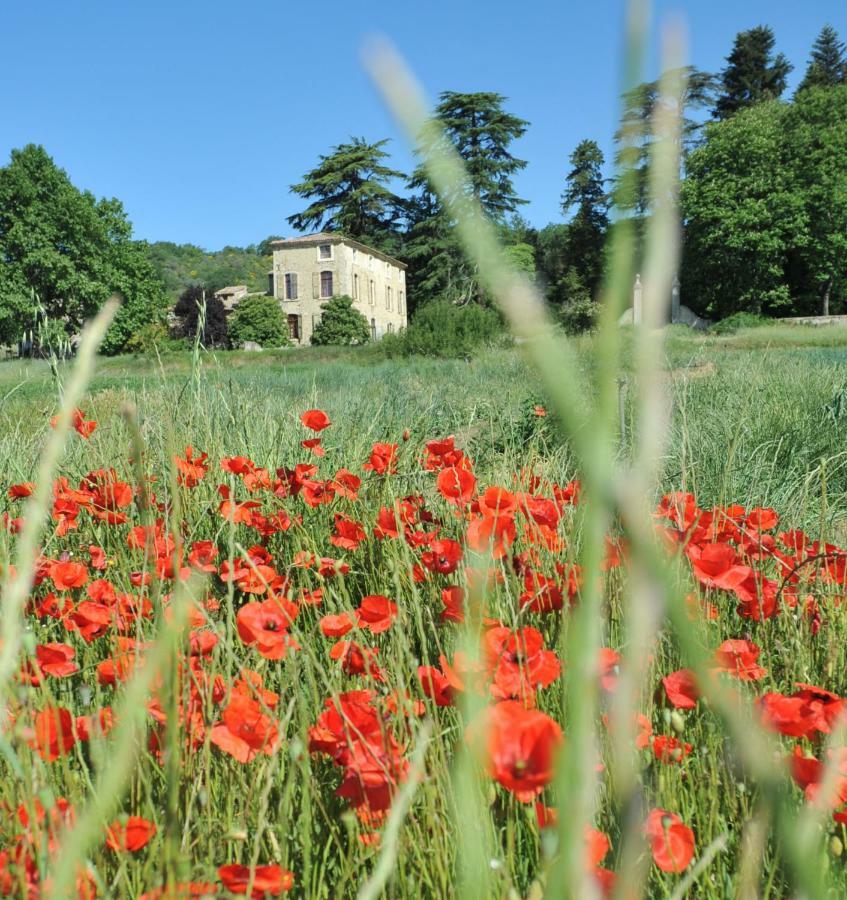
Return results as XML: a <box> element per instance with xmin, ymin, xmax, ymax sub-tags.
<box><xmin>270</xmin><ymin>233</ymin><xmax>407</xmax><ymax>269</ymax></box>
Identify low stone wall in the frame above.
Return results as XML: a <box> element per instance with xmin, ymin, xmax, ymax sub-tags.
<box><xmin>779</xmin><ymin>315</ymin><xmax>847</xmax><ymax>327</ymax></box>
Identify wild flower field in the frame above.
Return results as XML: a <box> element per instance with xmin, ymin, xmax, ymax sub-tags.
<box><xmin>1</xmin><ymin>332</ymin><xmax>847</xmax><ymax>898</ymax></box>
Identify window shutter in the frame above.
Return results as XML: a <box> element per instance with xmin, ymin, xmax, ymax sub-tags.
<box><xmin>312</xmin><ymin>272</ymin><xmax>319</xmax><ymax>299</ymax></box>
<box><xmin>291</xmin><ymin>273</ymin><xmax>298</xmax><ymax>300</ymax></box>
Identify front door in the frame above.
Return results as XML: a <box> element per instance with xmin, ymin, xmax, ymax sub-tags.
<box><xmin>287</xmin><ymin>315</ymin><xmax>300</xmax><ymax>341</ymax></box>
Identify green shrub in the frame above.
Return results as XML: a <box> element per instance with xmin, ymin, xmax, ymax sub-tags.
<box><xmin>126</xmin><ymin>322</ymin><xmax>183</xmax><ymax>355</ymax></box>
<box><xmin>310</xmin><ymin>296</ymin><xmax>370</xmax><ymax>346</ymax></box>
<box><xmin>555</xmin><ymin>268</ymin><xmax>596</xmax><ymax>334</ymax></box>
<box><xmin>391</xmin><ymin>300</ymin><xmax>504</xmax><ymax>358</ymax></box>
<box><xmin>228</xmin><ymin>294</ymin><xmax>288</xmax><ymax>347</ymax></box>
<box><xmin>709</xmin><ymin>311</ymin><xmax>770</xmax><ymax>335</ymax></box>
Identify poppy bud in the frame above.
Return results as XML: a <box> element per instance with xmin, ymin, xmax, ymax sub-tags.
<box><xmin>662</xmin><ymin>708</ymin><xmax>671</xmax><ymax>727</ymax></box>
<box><xmin>830</xmin><ymin>836</ymin><xmax>843</xmax><ymax>857</ymax></box>
<box><xmin>671</xmin><ymin>711</ymin><xmax>685</xmax><ymax>734</ymax></box>
<box><xmin>487</xmin><ymin>783</ymin><xmax>497</xmax><ymax>806</ymax></box>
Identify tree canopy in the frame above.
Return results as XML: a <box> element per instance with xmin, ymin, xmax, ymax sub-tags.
<box><xmin>0</xmin><ymin>144</ymin><xmax>166</xmax><ymax>352</ymax></box>
<box><xmin>287</xmin><ymin>138</ymin><xmax>405</xmax><ymax>249</ymax></box>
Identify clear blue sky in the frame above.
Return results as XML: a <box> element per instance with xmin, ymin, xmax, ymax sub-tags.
<box><xmin>1</xmin><ymin>0</ymin><xmax>842</xmax><ymax>250</ymax></box>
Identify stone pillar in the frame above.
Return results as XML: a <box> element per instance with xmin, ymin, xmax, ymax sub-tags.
<box><xmin>671</xmin><ymin>275</ymin><xmax>680</xmax><ymax>324</ymax></box>
<box><xmin>633</xmin><ymin>274</ymin><xmax>642</xmax><ymax>325</ymax></box>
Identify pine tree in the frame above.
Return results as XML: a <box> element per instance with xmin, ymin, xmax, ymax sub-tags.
<box><xmin>287</xmin><ymin>138</ymin><xmax>405</xmax><ymax>248</ymax></box>
<box><xmin>404</xmin><ymin>92</ymin><xmax>529</xmax><ymax>305</ymax></box>
<box><xmin>613</xmin><ymin>68</ymin><xmax>716</xmax><ymax>217</ymax></box>
<box><xmin>714</xmin><ymin>26</ymin><xmax>792</xmax><ymax>119</ymax></box>
<box><xmin>432</xmin><ymin>91</ymin><xmax>529</xmax><ymax>219</ymax></box>
<box><xmin>798</xmin><ymin>25</ymin><xmax>847</xmax><ymax>92</ymax></box>
<box><xmin>561</xmin><ymin>140</ymin><xmax>609</xmax><ymax>295</ymax></box>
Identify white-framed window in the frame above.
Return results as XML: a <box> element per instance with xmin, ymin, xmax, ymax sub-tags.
<box><xmin>387</xmin><ymin>322</ymin><xmax>394</xmax><ymax>334</ymax></box>
<box><xmin>284</xmin><ymin>273</ymin><xmax>298</xmax><ymax>300</ymax></box>
<box><xmin>353</xmin><ymin>273</ymin><xmax>359</xmax><ymax>300</ymax></box>
<box><xmin>370</xmin><ymin>318</ymin><xmax>377</xmax><ymax>341</ymax></box>
<box><xmin>385</xmin><ymin>286</ymin><xmax>392</xmax><ymax>311</ymax></box>
<box><xmin>369</xmin><ymin>279</ymin><xmax>375</xmax><ymax>305</ymax></box>
<box><xmin>267</xmin><ymin>273</ymin><xmax>275</xmax><ymax>296</ymax></box>
<box><xmin>399</xmin><ymin>291</ymin><xmax>405</xmax><ymax>315</ymax></box>
<box><xmin>318</xmin><ymin>243</ymin><xmax>332</xmax><ymax>261</ymax></box>
<box><xmin>320</xmin><ymin>270</ymin><xmax>333</xmax><ymax>298</ymax></box>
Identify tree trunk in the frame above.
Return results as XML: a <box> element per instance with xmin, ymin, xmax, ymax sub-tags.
<box><xmin>822</xmin><ymin>279</ymin><xmax>832</xmax><ymax>317</ymax></box>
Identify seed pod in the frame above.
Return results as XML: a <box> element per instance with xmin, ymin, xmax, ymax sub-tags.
<box><xmin>830</xmin><ymin>835</ymin><xmax>843</xmax><ymax>857</ymax></box>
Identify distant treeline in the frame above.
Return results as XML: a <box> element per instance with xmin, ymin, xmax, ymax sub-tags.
<box><xmin>0</xmin><ymin>23</ymin><xmax>844</xmax><ymax>354</ymax></box>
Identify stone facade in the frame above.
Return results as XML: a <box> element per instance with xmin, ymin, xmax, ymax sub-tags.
<box><xmin>268</xmin><ymin>233</ymin><xmax>408</xmax><ymax>345</ymax></box>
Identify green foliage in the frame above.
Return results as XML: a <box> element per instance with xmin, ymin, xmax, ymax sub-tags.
<box><xmin>714</xmin><ymin>26</ymin><xmax>792</xmax><ymax>119</ymax></box>
<box><xmin>287</xmin><ymin>138</ymin><xmax>405</xmax><ymax>249</ymax></box>
<box><xmin>502</xmin><ymin>242</ymin><xmax>536</xmax><ymax>277</ymax></box>
<box><xmin>125</xmin><ymin>322</ymin><xmax>183</xmax><ymax>355</ymax></box>
<box><xmin>783</xmin><ymin>86</ymin><xmax>847</xmax><ymax>313</ymax></box>
<box><xmin>556</xmin><ymin>269</ymin><xmax>596</xmax><ymax>334</ymax></box>
<box><xmin>0</xmin><ymin>144</ymin><xmax>167</xmax><ymax>352</ymax></box>
<box><xmin>681</xmin><ymin>101</ymin><xmax>807</xmax><ymax>318</ymax></box>
<box><xmin>707</xmin><ymin>311</ymin><xmax>769</xmax><ymax>334</ymax></box>
<box><xmin>145</xmin><ymin>242</ymin><xmax>271</xmax><ymax>298</ymax></box>
<box><xmin>310</xmin><ymin>295</ymin><xmax>370</xmax><ymax>346</ymax></box>
<box><xmin>227</xmin><ymin>294</ymin><xmax>289</xmax><ymax>348</ymax></box>
<box><xmin>384</xmin><ymin>300</ymin><xmax>503</xmax><ymax>358</ymax></box>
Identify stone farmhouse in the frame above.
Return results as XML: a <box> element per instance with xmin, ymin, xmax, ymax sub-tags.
<box><xmin>268</xmin><ymin>233</ymin><xmax>407</xmax><ymax>344</ymax></box>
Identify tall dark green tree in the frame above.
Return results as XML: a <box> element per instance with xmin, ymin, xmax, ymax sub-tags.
<box><xmin>798</xmin><ymin>25</ymin><xmax>847</xmax><ymax>92</ymax></box>
<box><xmin>0</xmin><ymin>144</ymin><xmax>166</xmax><ymax>352</ymax></box>
<box><xmin>714</xmin><ymin>26</ymin><xmax>792</xmax><ymax>119</ymax></box>
<box><xmin>613</xmin><ymin>67</ymin><xmax>716</xmax><ymax>217</ymax></box>
<box><xmin>405</xmin><ymin>91</ymin><xmax>529</xmax><ymax>305</ymax></box>
<box><xmin>287</xmin><ymin>138</ymin><xmax>405</xmax><ymax>248</ymax></box>
<box><xmin>561</xmin><ymin>139</ymin><xmax>609</xmax><ymax>295</ymax></box>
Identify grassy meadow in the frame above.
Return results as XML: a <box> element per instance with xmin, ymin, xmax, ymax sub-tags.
<box><xmin>1</xmin><ymin>323</ymin><xmax>847</xmax><ymax>897</ymax></box>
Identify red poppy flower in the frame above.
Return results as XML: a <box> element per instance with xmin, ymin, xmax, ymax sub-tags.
<box><xmin>651</xmin><ymin>735</ymin><xmax>693</xmax><ymax>764</ymax></box>
<box><xmin>49</xmin><ymin>560</ymin><xmax>89</xmax><ymax>591</ymax></box>
<box><xmin>478</xmin><ymin>487</ymin><xmax>517</xmax><ymax>519</ymax></box>
<box><xmin>420</xmin><ymin>539</ymin><xmax>463</xmax><ymax>575</ymax></box>
<box><xmin>217</xmin><ymin>863</ymin><xmax>294</xmax><ymax>896</ymax></box>
<box><xmin>330</xmin><ymin>514</ymin><xmax>367</xmax><ymax>551</ymax></box>
<box><xmin>31</xmin><ymin>707</ymin><xmax>76</xmax><ymax>761</ymax></box>
<box><xmin>52</xmin><ymin>409</ymin><xmax>97</xmax><ymax>438</ymax></box>
<box><xmin>685</xmin><ymin>542</ymin><xmax>750</xmax><ymax>592</ymax></box>
<box><xmin>236</xmin><ymin>598</ymin><xmax>299</xmax><ymax>660</ymax></box>
<box><xmin>483</xmin><ymin>627</ymin><xmax>560</xmax><ymax>701</ymax></box>
<box><xmin>300</xmin><ymin>409</ymin><xmax>331</xmax><ymax>432</ymax></box>
<box><xmin>759</xmin><ymin>684</ymin><xmax>844</xmax><ymax>739</ymax></box>
<box><xmin>174</xmin><ymin>446</ymin><xmax>209</xmax><ymax>488</ymax></box>
<box><xmin>356</xmin><ymin>595</ymin><xmax>398</xmax><ymax>634</ymax></box>
<box><xmin>468</xmin><ymin>700</ymin><xmax>563</xmax><ymax>802</ymax></box>
<box><xmin>436</xmin><ymin>466</ymin><xmax>476</xmax><ymax>506</ymax></box>
<box><xmin>644</xmin><ymin>808</ymin><xmax>694</xmax><ymax>873</ymax></box>
<box><xmin>712</xmin><ymin>639</ymin><xmax>767</xmax><ymax>681</ymax></box>
<box><xmin>105</xmin><ymin>816</ymin><xmax>157</xmax><ymax>852</ymax></box>
<box><xmin>35</xmin><ymin>643</ymin><xmax>78</xmax><ymax>678</ymax></box>
<box><xmin>662</xmin><ymin>669</ymin><xmax>699</xmax><ymax>709</ymax></box>
<box><xmin>320</xmin><ymin>612</ymin><xmax>357</xmax><ymax>638</ymax></box>
<box><xmin>300</xmin><ymin>437</ymin><xmax>325</xmax><ymax>457</ymax></box>
<box><xmin>362</xmin><ymin>443</ymin><xmax>398</xmax><ymax>476</ymax></box>
<box><xmin>210</xmin><ymin>694</ymin><xmax>280</xmax><ymax>763</ymax></box>
<box><xmin>8</xmin><ymin>482</ymin><xmax>34</xmax><ymax>499</ymax></box>
<box><xmin>466</xmin><ymin>514</ymin><xmax>517</xmax><ymax>560</ymax></box>
<box><xmin>418</xmin><ymin>666</ymin><xmax>454</xmax><ymax>706</ymax></box>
